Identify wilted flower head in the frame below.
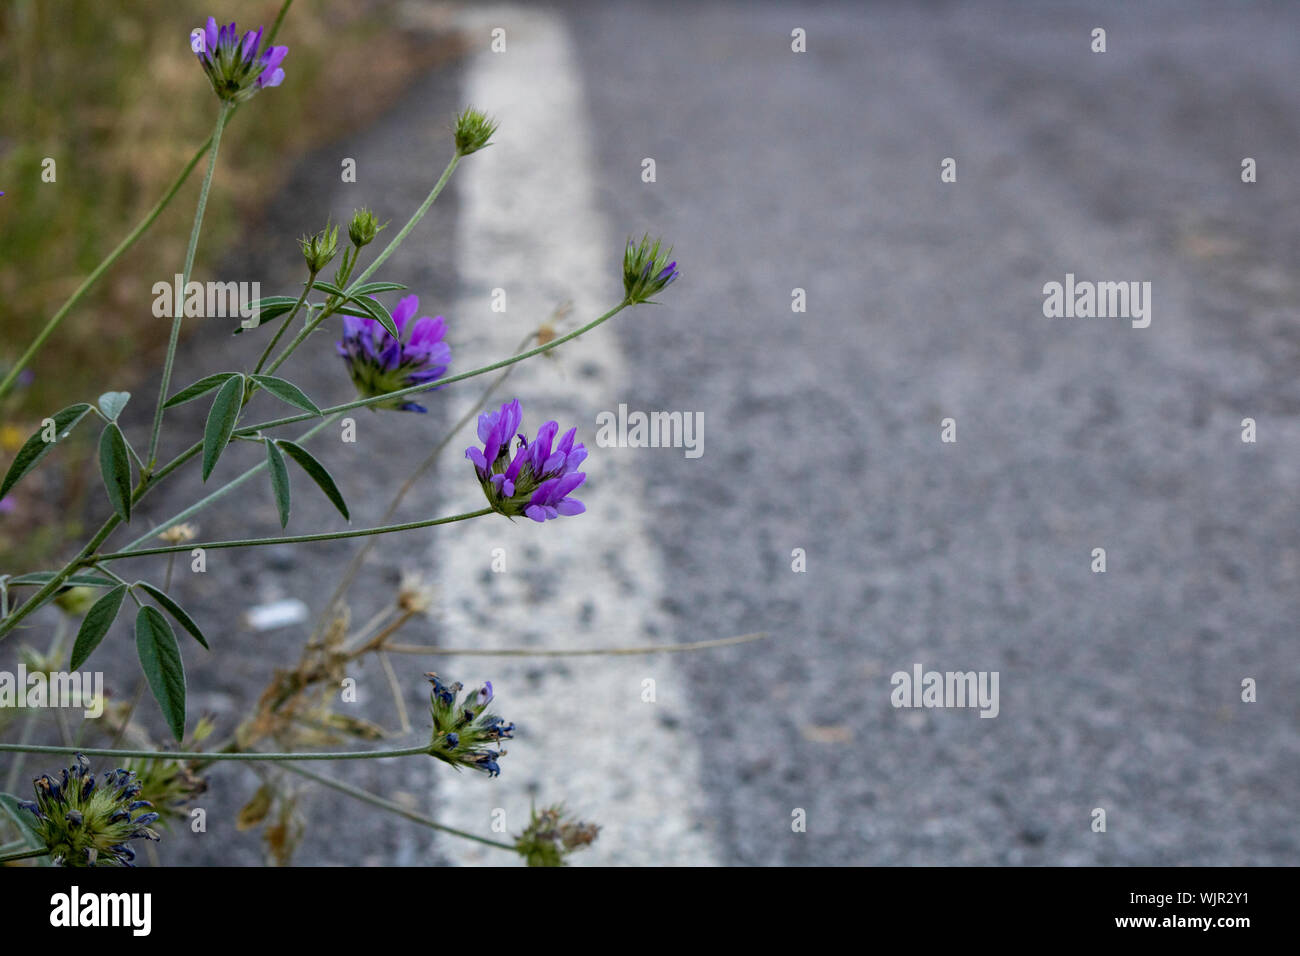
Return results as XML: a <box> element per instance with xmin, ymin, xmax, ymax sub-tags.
<box><xmin>514</xmin><ymin>804</ymin><xmax>600</xmax><ymax>867</ymax></box>
<box><xmin>17</xmin><ymin>754</ymin><xmax>160</xmax><ymax>866</ymax></box>
<box><xmin>466</xmin><ymin>400</ymin><xmax>588</xmax><ymax>522</ymax></box>
<box><xmin>425</xmin><ymin>673</ymin><xmax>513</xmax><ymax>777</ymax></box>
<box><xmin>157</xmin><ymin>522</ymin><xmax>198</xmax><ymax>545</ymax></box>
<box><xmin>454</xmin><ymin>107</ymin><xmax>499</xmax><ymax>155</ymax></box>
<box><xmin>299</xmin><ymin>222</ymin><xmax>339</xmax><ymax>273</ymax></box>
<box><xmin>120</xmin><ymin>756</ymin><xmax>208</xmax><ymax>829</ymax></box>
<box><xmin>622</xmin><ymin>234</ymin><xmax>679</xmax><ymax>304</ymax></box>
<box><xmin>192</xmin><ymin>17</ymin><xmax>288</xmax><ymax>103</ymax></box>
<box><xmin>335</xmin><ymin>295</ymin><xmax>451</xmax><ymax>412</ymax></box>
<box><xmin>397</xmin><ymin>570</ymin><xmax>436</xmax><ymax>615</ymax></box>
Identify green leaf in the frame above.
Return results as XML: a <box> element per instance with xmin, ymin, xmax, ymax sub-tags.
<box><xmin>6</xmin><ymin>571</ymin><xmax>117</xmax><ymax>588</ymax></box>
<box><xmin>265</xmin><ymin>439</ymin><xmax>291</xmax><ymax>528</ymax></box>
<box><xmin>277</xmin><ymin>440</ymin><xmax>349</xmax><ymax>521</ymax></box>
<box><xmin>135</xmin><ymin>605</ymin><xmax>187</xmax><ymax>742</ymax></box>
<box><xmin>0</xmin><ymin>403</ymin><xmax>92</xmax><ymax>500</ymax></box>
<box><xmin>334</xmin><ymin>304</ymin><xmax>376</xmax><ymax>319</ymax></box>
<box><xmin>249</xmin><ymin>375</ymin><xmax>321</xmax><ymax>415</ymax></box>
<box><xmin>97</xmin><ymin>391</ymin><xmax>131</xmax><ymax>421</ymax></box>
<box><xmin>352</xmin><ymin>295</ymin><xmax>400</xmax><ymax>339</ymax></box>
<box><xmin>310</xmin><ymin>280</ymin><xmax>348</xmax><ymax>298</ymax></box>
<box><xmin>164</xmin><ymin>372</ymin><xmax>238</xmax><ymax>409</ymax></box>
<box><xmin>201</xmin><ymin>374</ymin><xmax>245</xmax><ymax>481</ymax></box>
<box><xmin>0</xmin><ymin>792</ymin><xmax>45</xmax><ymax>855</ymax></box>
<box><xmin>349</xmin><ymin>281</ymin><xmax>408</xmax><ymax>295</ymax></box>
<box><xmin>135</xmin><ymin>581</ymin><xmax>209</xmax><ymax>651</ymax></box>
<box><xmin>70</xmin><ymin>584</ymin><xmax>128</xmax><ymax>670</ymax></box>
<box><xmin>97</xmin><ymin>423</ymin><xmax>133</xmax><ymax>523</ymax></box>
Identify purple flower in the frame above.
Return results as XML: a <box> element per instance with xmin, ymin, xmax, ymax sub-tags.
<box><xmin>193</xmin><ymin>16</ymin><xmax>288</xmax><ymax>102</ymax></box>
<box><xmin>466</xmin><ymin>400</ymin><xmax>588</xmax><ymax>522</ymax></box>
<box><xmin>335</xmin><ymin>295</ymin><xmax>451</xmax><ymax>413</ymax></box>
<box><xmin>424</xmin><ymin>673</ymin><xmax>512</xmax><ymax>777</ymax></box>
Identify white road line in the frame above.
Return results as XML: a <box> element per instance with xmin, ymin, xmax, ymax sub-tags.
<box><xmin>423</xmin><ymin>5</ymin><xmax>719</xmax><ymax>865</ymax></box>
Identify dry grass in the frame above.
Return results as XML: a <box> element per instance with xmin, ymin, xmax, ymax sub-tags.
<box><xmin>0</xmin><ymin>0</ymin><xmax>468</xmax><ymax>567</ymax></box>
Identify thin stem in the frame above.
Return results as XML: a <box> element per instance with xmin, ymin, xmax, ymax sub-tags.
<box><xmin>241</xmin><ymin>300</ymin><xmax>630</xmax><ymax>436</ymax></box>
<box><xmin>89</xmin><ymin>508</ymin><xmax>494</xmax><ymax>563</ymax></box>
<box><xmin>278</xmin><ymin>762</ymin><xmax>514</xmax><ymax>851</ymax></box>
<box><xmin>250</xmin><ymin>271</ymin><xmax>315</xmax><ymax>378</ymax></box>
<box><xmin>378</xmin><ymin>652</ymin><xmax>411</xmax><ymax>735</ymax></box>
<box><xmin>264</xmin><ymin>152</ymin><xmax>461</xmax><ymax>379</ymax></box>
<box><xmin>352</xmin><ymin>153</ymin><xmax>460</xmax><ymax>288</ymax></box>
<box><xmin>0</xmin><ymin>516</ymin><xmax>120</xmax><ymax>640</ymax></box>
<box><xmin>386</xmin><ymin>631</ymin><xmax>771</xmax><ymax>657</ymax></box>
<box><xmin>146</xmin><ymin>102</ymin><xmax>234</xmax><ymax>468</ymax></box>
<box><xmin>0</xmin><ymin>848</ymin><xmax>49</xmax><ymax>864</ymax></box>
<box><xmin>0</xmin><ymin>145</ymin><xmax>210</xmax><ymax>400</ymax></box>
<box><xmin>312</xmin><ymin>330</ymin><xmax>534</xmax><ymax>639</ymax></box>
<box><xmin>120</xmin><ymin>414</ymin><xmax>340</xmax><ymax>554</ymax></box>
<box><xmin>0</xmin><ymin>0</ymin><xmax>293</xmax><ymax>395</ymax></box>
<box><xmin>0</xmin><ymin>742</ymin><xmax>432</xmax><ymax>762</ymax></box>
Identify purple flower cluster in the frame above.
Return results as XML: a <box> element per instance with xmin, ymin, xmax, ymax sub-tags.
<box><xmin>426</xmin><ymin>674</ymin><xmax>514</xmax><ymax>777</ymax></box>
<box><xmin>466</xmin><ymin>400</ymin><xmax>588</xmax><ymax>522</ymax></box>
<box><xmin>335</xmin><ymin>295</ymin><xmax>451</xmax><ymax>413</ymax></box>
<box><xmin>192</xmin><ymin>17</ymin><xmax>287</xmax><ymax>102</ymax></box>
<box><xmin>18</xmin><ymin>754</ymin><xmax>160</xmax><ymax>867</ymax></box>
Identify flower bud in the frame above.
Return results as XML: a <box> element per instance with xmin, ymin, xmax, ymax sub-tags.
<box><xmin>622</xmin><ymin>234</ymin><xmax>680</xmax><ymax>304</ymax></box>
<box><xmin>348</xmin><ymin>208</ymin><xmax>383</xmax><ymax>248</ymax></box>
<box><xmin>454</xmin><ymin>108</ymin><xmax>499</xmax><ymax>155</ymax></box>
<box><xmin>298</xmin><ymin>223</ymin><xmax>339</xmax><ymax>273</ymax></box>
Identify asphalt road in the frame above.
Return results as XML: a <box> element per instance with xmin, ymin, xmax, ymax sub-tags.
<box><xmin>7</xmin><ymin>0</ymin><xmax>1297</xmax><ymax>866</ymax></box>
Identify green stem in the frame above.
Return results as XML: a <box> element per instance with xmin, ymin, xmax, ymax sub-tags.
<box><xmin>0</xmin><ymin>742</ymin><xmax>432</xmax><ymax>762</ymax></box>
<box><xmin>263</xmin><ymin>153</ymin><xmax>462</xmax><ymax>379</ymax></box>
<box><xmin>243</xmin><ymin>300</ymin><xmax>630</xmax><ymax>435</ymax></box>
<box><xmin>0</xmin><ymin>848</ymin><xmax>49</xmax><ymax>864</ymax></box>
<box><xmin>250</xmin><ymin>271</ymin><xmax>316</xmax><ymax>379</ymax></box>
<box><xmin>353</xmin><ymin>152</ymin><xmax>460</xmax><ymax>288</ymax></box>
<box><xmin>118</xmin><ymin>414</ymin><xmax>341</xmax><ymax>553</ymax></box>
<box><xmin>0</xmin><ymin>0</ymin><xmax>293</xmax><ymax>401</ymax></box>
<box><xmin>312</xmin><ymin>330</ymin><xmax>534</xmax><ymax>639</ymax></box>
<box><xmin>0</xmin><ymin>516</ymin><xmax>121</xmax><ymax>640</ymax></box>
<box><xmin>89</xmin><ymin>508</ymin><xmax>494</xmax><ymax>563</ymax></box>
<box><xmin>0</xmin><ymin>145</ymin><xmax>210</xmax><ymax>401</ymax></box>
<box><xmin>279</xmin><ymin>762</ymin><xmax>515</xmax><ymax>852</ymax></box>
<box><xmin>145</xmin><ymin>102</ymin><xmax>234</xmax><ymax>468</ymax></box>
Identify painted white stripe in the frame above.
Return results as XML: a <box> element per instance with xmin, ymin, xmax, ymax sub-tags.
<box><xmin>423</xmin><ymin>5</ymin><xmax>718</xmax><ymax>865</ymax></box>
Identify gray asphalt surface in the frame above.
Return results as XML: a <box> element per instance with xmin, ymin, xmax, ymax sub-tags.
<box><xmin>6</xmin><ymin>0</ymin><xmax>1298</xmax><ymax>866</ymax></box>
<box><xmin>566</xmin><ymin>0</ymin><xmax>1300</xmax><ymax>865</ymax></box>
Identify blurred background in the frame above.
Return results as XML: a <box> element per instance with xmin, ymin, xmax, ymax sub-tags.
<box><xmin>1</xmin><ymin>0</ymin><xmax>1298</xmax><ymax>865</ymax></box>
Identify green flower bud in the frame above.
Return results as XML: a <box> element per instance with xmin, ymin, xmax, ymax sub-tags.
<box><xmin>622</xmin><ymin>234</ymin><xmax>680</xmax><ymax>305</ymax></box>
<box><xmin>347</xmin><ymin>208</ymin><xmax>384</xmax><ymax>248</ymax></box>
<box><xmin>298</xmin><ymin>223</ymin><xmax>339</xmax><ymax>273</ymax></box>
<box><xmin>454</xmin><ymin>107</ymin><xmax>499</xmax><ymax>155</ymax></box>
